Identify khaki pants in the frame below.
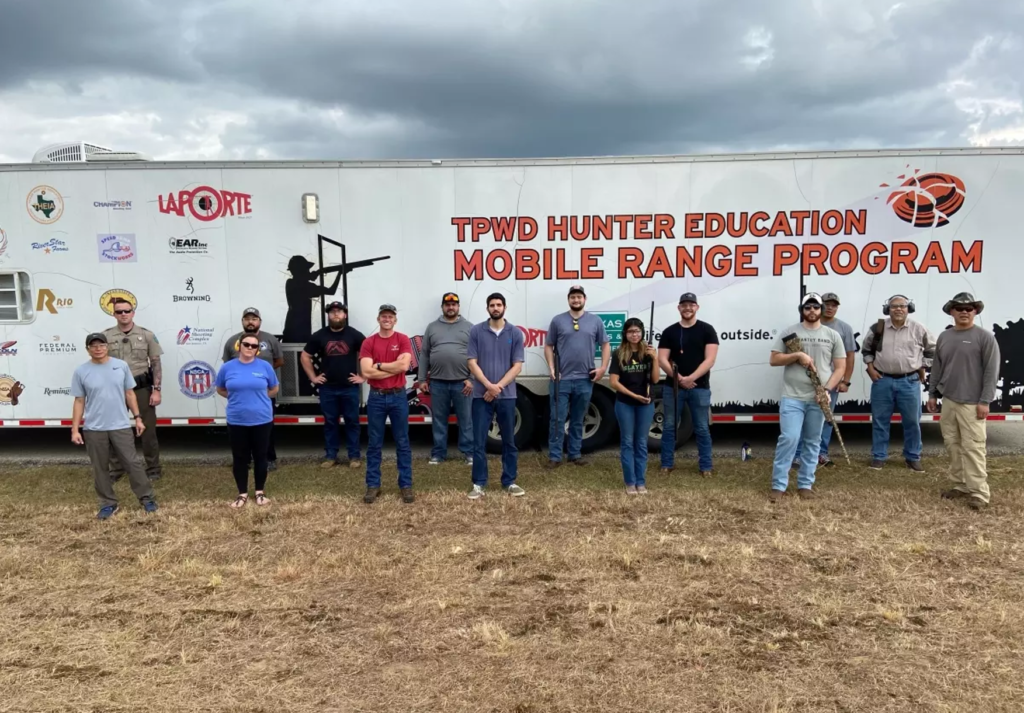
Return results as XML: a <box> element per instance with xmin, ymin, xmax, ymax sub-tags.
<box><xmin>940</xmin><ymin>398</ymin><xmax>989</xmax><ymax>503</ymax></box>
<box><xmin>109</xmin><ymin>386</ymin><xmax>161</xmax><ymax>478</ymax></box>
<box><xmin>84</xmin><ymin>429</ymin><xmax>155</xmax><ymax>508</ymax></box>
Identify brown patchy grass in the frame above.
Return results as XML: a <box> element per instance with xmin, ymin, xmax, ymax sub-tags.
<box><xmin>1</xmin><ymin>455</ymin><xmax>1023</xmax><ymax>712</ymax></box>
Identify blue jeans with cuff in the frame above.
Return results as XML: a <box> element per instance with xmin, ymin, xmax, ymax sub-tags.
<box><xmin>614</xmin><ymin>400</ymin><xmax>655</xmax><ymax>487</ymax></box>
<box><xmin>795</xmin><ymin>389</ymin><xmax>839</xmax><ymax>461</ymax></box>
<box><xmin>365</xmin><ymin>391</ymin><xmax>412</xmax><ymax>489</ymax></box>
<box><xmin>548</xmin><ymin>378</ymin><xmax>593</xmax><ymax>461</ymax></box>
<box><xmin>870</xmin><ymin>374</ymin><xmax>923</xmax><ymax>462</ymax></box>
<box><xmin>661</xmin><ymin>387</ymin><xmax>712</xmax><ymax>471</ymax></box>
<box><xmin>772</xmin><ymin>397</ymin><xmax>826</xmax><ymax>492</ymax></box>
<box><xmin>472</xmin><ymin>397</ymin><xmax>518</xmax><ymax>488</ymax></box>
<box><xmin>319</xmin><ymin>384</ymin><xmax>362</xmax><ymax>461</ymax></box>
<box><xmin>428</xmin><ymin>379</ymin><xmax>473</xmax><ymax>461</ymax></box>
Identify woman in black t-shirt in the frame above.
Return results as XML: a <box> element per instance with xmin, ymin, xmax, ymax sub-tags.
<box><xmin>609</xmin><ymin>318</ymin><xmax>659</xmax><ymax>494</ymax></box>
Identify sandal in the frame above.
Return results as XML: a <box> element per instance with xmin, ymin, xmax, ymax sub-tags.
<box><xmin>255</xmin><ymin>492</ymin><xmax>271</xmax><ymax>507</ymax></box>
<box><xmin>231</xmin><ymin>493</ymin><xmax>248</xmax><ymax>509</ymax></box>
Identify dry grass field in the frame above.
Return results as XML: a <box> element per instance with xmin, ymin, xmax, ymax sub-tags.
<box><xmin>1</xmin><ymin>455</ymin><xmax>1023</xmax><ymax>712</ymax></box>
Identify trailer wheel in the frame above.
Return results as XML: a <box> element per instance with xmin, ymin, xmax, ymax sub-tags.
<box><xmin>580</xmin><ymin>387</ymin><xmax>616</xmax><ymax>453</ymax></box>
<box><xmin>647</xmin><ymin>384</ymin><xmax>694</xmax><ymax>453</ymax></box>
<box><xmin>485</xmin><ymin>392</ymin><xmax>536</xmax><ymax>454</ymax></box>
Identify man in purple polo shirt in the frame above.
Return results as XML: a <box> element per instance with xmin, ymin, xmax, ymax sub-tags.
<box><xmin>466</xmin><ymin>292</ymin><xmax>526</xmax><ymax>500</ymax></box>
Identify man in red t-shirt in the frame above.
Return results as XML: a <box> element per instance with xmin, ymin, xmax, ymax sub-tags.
<box><xmin>358</xmin><ymin>304</ymin><xmax>414</xmax><ymax>504</ymax></box>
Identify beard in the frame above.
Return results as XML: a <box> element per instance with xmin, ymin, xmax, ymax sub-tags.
<box><xmin>488</xmin><ymin>308</ymin><xmax>505</xmax><ymax>321</ymax></box>
<box><xmin>329</xmin><ymin>317</ymin><xmax>347</xmax><ymax>329</ymax></box>
<box><xmin>243</xmin><ymin>324</ymin><xmax>259</xmax><ymax>333</ymax></box>
<box><xmin>804</xmin><ymin>311</ymin><xmax>821</xmax><ymax>323</ymax></box>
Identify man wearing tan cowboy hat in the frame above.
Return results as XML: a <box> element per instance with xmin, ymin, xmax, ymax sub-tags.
<box><xmin>927</xmin><ymin>292</ymin><xmax>1001</xmax><ymax>510</ymax></box>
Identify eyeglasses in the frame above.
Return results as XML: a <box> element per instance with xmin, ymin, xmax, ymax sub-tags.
<box><xmin>802</xmin><ymin>305</ymin><xmax>821</xmax><ymax>311</ymax></box>
<box><xmin>889</xmin><ymin>305</ymin><xmax>908</xmax><ymax>311</ymax></box>
<box><xmin>240</xmin><ymin>342</ymin><xmax>259</xmax><ymax>349</ymax></box>
<box><xmin>952</xmin><ymin>305</ymin><xmax>975</xmax><ymax>313</ymax></box>
<box><xmin>114</xmin><ymin>310</ymin><xmax>133</xmax><ymax>315</ymax></box>
<box><xmin>626</xmin><ymin>329</ymin><xmax>642</xmax><ymax>335</ymax></box>
<box><xmin>572</xmin><ymin>319</ymin><xmax>579</xmax><ymax>331</ymax></box>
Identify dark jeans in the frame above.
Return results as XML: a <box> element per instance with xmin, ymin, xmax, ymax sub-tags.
<box><xmin>472</xmin><ymin>397</ymin><xmax>518</xmax><ymax>488</ymax></box>
<box><xmin>366</xmin><ymin>391</ymin><xmax>412</xmax><ymax>489</ymax></box>
<box><xmin>229</xmin><ymin>422</ymin><xmax>273</xmax><ymax>493</ymax></box>
<box><xmin>319</xmin><ymin>383</ymin><xmax>362</xmax><ymax>460</ymax></box>
<box><xmin>661</xmin><ymin>387</ymin><xmax>712</xmax><ymax>471</ymax></box>
<box><xmin>614</xmin><ymin>400</ymin><xmax>655</xmax><ymax>487</ymax></box>
<box><xmin>548</xmin><ymin>378</ymin><xmax>593</xmax><ymax>461</ymax></box>
<box><xmin>429</xmin><ymin>379</ymin><xmax>473</xmax><ymax>460</ymax></box>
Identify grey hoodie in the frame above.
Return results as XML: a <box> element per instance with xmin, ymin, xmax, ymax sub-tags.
<box><xmin>418</xmin><ymin>316</ymin><xmax>473</xmax><ymax>381</ymax></box>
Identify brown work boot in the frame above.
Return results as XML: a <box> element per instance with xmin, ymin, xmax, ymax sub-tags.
<box><xmin>699</xmin><ymin>470</ymin><xmax>712</xmax><ymax>478</ymax></box>
<box><xmin>363</xmin><ymin>487</ymin><xmax>380</xmax><ymax>504</ymax></box>
<box><xmin>905</xmin><ymin>460</ymin><xmax>925</xmax><ymax>473</ymax></box>
<box><xmin>797</xmin><ymin>488</ymin><xmax>816</xmax><ymax>500</ymax></box>
<box><xmin>941</xmin><ymin>488</ymin><xmax>968</xmax><ymax>500</ymax></box>
<box><xmin>569</xmin><ymin>457</ymin><xmax>589</xmax><ymax>467</ymax></box>
<box><xmin>320</xmin><ymin>458</ymin><xmax>337</xmax><ymax>469</ymax></box>
<box><xmin>545</xmin><ymin>460</ymin><xmax>562</xmax><ymax>470</ymax></box>
<box><xmin>768</xmin><ymin>489</ymin><xmax>786</xmax><ymax>503</ymax></box>
<box><xmin>660</xmin><ymin>466</ymin><xmax>675</xmax><ymax>474</ymax></box>
<box><xmin>967</xmin><ymin>496</ymin><xmax>988</xmax><ymax>511</ymax></box>
<box><xmin>348</xmin><ymin>458</ymin><xmax>362</xmax><ymax>469</ymax></box>
<box><xmin>400</xmin><ymin>487</ymin><xmax>415</xmax><ymax>504</ymax></box>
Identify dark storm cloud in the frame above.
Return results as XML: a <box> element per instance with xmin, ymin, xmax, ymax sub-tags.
<box><xmin>1</xmin><ymin>0</ymin><xmax>1022</xmax><ymax>159</ymax></box>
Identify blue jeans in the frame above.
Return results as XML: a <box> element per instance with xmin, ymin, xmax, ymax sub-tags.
<box><xmin>319</xmin><ymin>384</ymin><xmax>361</xmax><ymax>460</ymax></box>
<box><xmin>772</xmin><ymin>397</ymin><xmax>826</xmax><ymax>492</ymax></box>
<box><xmin>472</xmin><ymin>398</ymin><xmax>518</xmax><ymax>488</ymax></box>
<box><xmin>660</xmin><ymin>387</ymin><xmax>712</xmax><ymax>471</ymax></box>
<box><xmin>795</xmin><ymin>389</ymin><xmax>839</xmax><ymax>460</ymax></box>
<box><xmin>365</xmin><ymin>391</ymin><xmax>412</xmax><ymax>489</ymax></box>
<box><xmin>429</xmin><ymin>379</ymin><xmax>473</xmax><ymax>461</ymax></box>
<box><xmin>870</xmin><ymin>374</ymin><xmax>923</xmax><ymax>461</ymax></box>
<box><xmin>548</xmin><ymin>378</ymin><xmax>593</xmax><ymax>461</ymax></box>
<box><xmin>614</xmin><ymin>400</ymin><xmax>655</xmax><ymax>487</ymax></box>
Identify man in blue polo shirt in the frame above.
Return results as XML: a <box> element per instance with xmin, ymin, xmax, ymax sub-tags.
<box><xmin>544</xmin><ymin>284</ymin><xmax>610</xmax><ymax>468</ymax></box>
<box><xmin>466</xmin><ymin>293</ymin><xmax>526</xmax><ymax>499</ymax></box>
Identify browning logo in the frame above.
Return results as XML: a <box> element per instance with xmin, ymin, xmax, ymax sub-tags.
<box><xmin>881</xmin><ymin>170</ymin><xmax>965</xmax><ymax>228</ymax></box>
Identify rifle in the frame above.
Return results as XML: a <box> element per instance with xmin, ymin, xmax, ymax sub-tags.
<box><xmin>647</xmin><ymin>301</ymin><xmax>655</xmax><ymax>399</ymax></box>
<box><xmin>552</xmin><ymin>346</ymin><xmax>561</xmax><ymax>442</ymax></box>
<box><xmin>782</xmin><ymin>333</ymin><xmax>850</xmax><ymax>465</ymax></box>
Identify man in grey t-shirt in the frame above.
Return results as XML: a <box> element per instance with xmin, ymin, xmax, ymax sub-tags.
<box><xmin>418</xmin><ymin>292</ymin><xmax>474</xmax><ymax>465</ymax></box>
<box><xmin>71</xmin><ymin>333</ymin><xmax>157</xmax><ymax>520</ymax></box>
<box><xmin>768</xmin><ymin>293</ymin><xmax>846</xmax><ymax>501</ymax></box>
<box><xmin>544</xmin><ymin>285</ymin><xmax>610</xmax><ymax>467</ymax></box>
<box><xmin>796</xmin><ymin>291</ymin><xmax>856</xmax><ymax>466</ymax></box>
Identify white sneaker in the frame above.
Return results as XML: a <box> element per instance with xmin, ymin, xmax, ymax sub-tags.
<box><xmin>468</xmin><ymin>484</ymin><xmax>486</xmax><ymax>500</ymax></box>
<box><xmin>464</xmin><ymin>456</ymin><xmax>474</xmax><ymax>466</ymax></box>
<box><xmin>504</xmin><ymin>484</ymin><xmax>526</xmax><ymax>497</ymax></box>
<box><xmin>428</xmin><ymin>457</ymin><xmax>442</xmax><ymax>465</ymax></box>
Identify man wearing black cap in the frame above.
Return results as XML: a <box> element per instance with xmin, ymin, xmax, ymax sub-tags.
<box><xmin>657</xmin><ymin>292</ymin><xmax>719</xmax><ymax>476</ymax></box>
<box><xmin>928</xmin><ymin>292</ymin><xmax>1000</xmax><ymax>510</ymax></box>
<box><xmin>223</xmin><ymin>307</ymin><xmax>285</xmax><ymax>470</ymax></box>
<box><xmin>418</xmin><ymin>292</ymin><xmax>474</xmax><ymax>465</ymax></box>
<box><xmin>544</xmin><ymin>284</ymin><xmax>610</xmax><ymax>467</ymax></box>
<box><xmin>301</xmin><ymin>301</ymin><xmax>366</xmax><ymax>469</ymax></box>
<box><xmin>71</xmin><ymin>333</ymin><xmax>158</xmax><ymax>520</ymax></box>
<box><xmin>768</xmin><ymin>293</ymin><xmax>846</xmax><ymax>501</ymax></box>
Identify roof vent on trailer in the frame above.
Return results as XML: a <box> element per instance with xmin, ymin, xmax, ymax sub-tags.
<box><xmin>32</xmin><ymin>142</ymin><xmax>151</xmax><ymax>163</ymax></box>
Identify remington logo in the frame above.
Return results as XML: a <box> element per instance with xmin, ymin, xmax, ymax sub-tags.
<box><xmin>45</xmin><ymin>387</ymin><xmax>71</xmax><ymax>396</ymax></box>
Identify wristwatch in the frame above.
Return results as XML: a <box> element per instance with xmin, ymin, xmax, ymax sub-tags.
<box><xmin>132</xmin><ymin>413</ymin><xmax>141</xmax><ymax>419</ymax></box>
<box><xmin>841</xmin><ymin>380</ymin><xmax>851</xmax><ymax>386</ymax></box>
<box><xmin>375</xmin><ymin>362</ymin><xmax>382</xmax><ymax>370</ymax></box>
<box><xmin>153</xmin><ymin>385</ymin><xmax>162</xmax><ymax>391</ymax></box>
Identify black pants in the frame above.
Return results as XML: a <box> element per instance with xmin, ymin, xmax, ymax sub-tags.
<box><xmin>229</xmin><ymin>422</ymin><xmax>273</xmax><ymax>494</ymax></box>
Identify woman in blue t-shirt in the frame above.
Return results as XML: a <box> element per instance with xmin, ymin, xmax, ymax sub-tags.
<box><xmin>608</xmin><ymin>318</ymin><xmax>659</xmax><ymax>494</ymax></box>
<box><xmin>215</xmin><ymin>336</ymin><xmax>280</xmax><ymax>507</ymax></box>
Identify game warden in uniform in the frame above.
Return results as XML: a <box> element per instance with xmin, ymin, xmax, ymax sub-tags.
<box><xmin>103</xmin><ymin>298</ymin><xmax>163</xmax><ymax>481</ymax></box>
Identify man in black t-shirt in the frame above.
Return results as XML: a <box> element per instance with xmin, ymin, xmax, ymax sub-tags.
<box><xmin>300</xmin><ymin>302</ymin><xmax>367</xmax><ymax>468</ymax></box>
<box><xmin>657</xmin><ymin>292</ymin><xmax>719</xmax><ymax>476</ymax></box>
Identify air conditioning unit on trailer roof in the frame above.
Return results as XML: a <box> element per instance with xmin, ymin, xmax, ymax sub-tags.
<box><xmin>32</xmin><ymin>142</ymin><xmax>151</xmax><ymax>163</ymax></box>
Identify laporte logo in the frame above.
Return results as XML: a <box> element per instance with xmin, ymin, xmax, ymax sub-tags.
<box><xmin>36</xmin><ymin>289</ymin><xmax>73</xmax><ymax>314</ymax></box>
<box><xmin>158</xmin><ymin>186</ymin><xmax>252</xmax><ymax>222</ymax></box>
<box><xmin>26</xmin><ymin>185</ymin><xmax>64</xmax><ymax>224</ymax></box>
<box><xmin>880</xmin><ymin>170</ymin><xmax>966</xmax><ymax>228</ymax></box>
<box><xmin>97</xmin><ymin>234</ymin><xmax>138</xmax><ymax>263</ymax></box>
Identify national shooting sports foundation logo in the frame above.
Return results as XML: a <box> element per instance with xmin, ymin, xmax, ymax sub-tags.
<box><xmin>179</xmin><ymin>360</ymin><xmax>216</xmax><ymax>399</ymax></box>
<box><xmin>879</xmin><ymin>169</ymin><xmax>965</xmax><ymax>227</ymax></box>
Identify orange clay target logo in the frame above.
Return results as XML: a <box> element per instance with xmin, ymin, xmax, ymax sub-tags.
<box><xmin>880</xmin><ymin>169</ymin><xmax>966</xmax><ymax>228</ymax></box>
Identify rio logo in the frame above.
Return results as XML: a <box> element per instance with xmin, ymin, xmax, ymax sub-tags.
<box><xmin>158</xmin><ymin>186</ymin><xmax>252</xmax><ymax>222</ymax></box>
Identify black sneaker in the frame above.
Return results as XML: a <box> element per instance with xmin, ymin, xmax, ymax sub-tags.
<box><xmin>363</xmin><ymin>487</ymin><xmax>380</xmax><ymax>504</ymax></box>
<box><xmin>817</xmin><ymin>455</ymin><xmax>834</xmax><ymax>467</ymax></box>
<box><xmin>941</xmin><ymin>488</ymin><xmax>968</xmax><ymax>500</ymax></box>
<box><xmin>545</xmin><ymin>460</ymin><xmax>562</xmax><ymax>470</ymax></box>
<box><xmin>267</xmin><ymin>460</ymin><xmax>278</xmax><ymax>472</ymax></box>
<box><xmin>967</xmin><ymin>496</ymin><xmax>988</xmax><ymax>511</ymax></box>
<box><xmin>400</xmin><ymin>487</ymin><xmax>415</xmax><ymax>504</ymax></box>
<box><xmin>905</xmin><ymin>460</ymin><xmax>925</xmax><ymax>473</ymax></box>
<box><xmin>868</xmin><ymin>459</ymin><xmax>884</xmax><ymax>470</ymax></box>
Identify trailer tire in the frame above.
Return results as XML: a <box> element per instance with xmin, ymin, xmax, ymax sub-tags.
<box><xmin>581</xmin><ymin>386</ymin><xmax>616</xmax><ymax>453</ymax></box>
<box><xmin>485</xmin><ymin>392</ymin><xmax>536</xmax><ymax>454</ymax></box>
<box><xmin>647</xmin><ymin>384</ymin><xmax>694</xmax><ymax>453</ymax></box>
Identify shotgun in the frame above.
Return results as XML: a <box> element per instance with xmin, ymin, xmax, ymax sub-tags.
<box><xmin>781</xmin><ymin>332</ymin><xmax>850</xmax><ymax>465</ymax></box>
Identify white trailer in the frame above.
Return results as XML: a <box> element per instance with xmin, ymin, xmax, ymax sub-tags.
<box><xmin>1</xmin><ymin>146</ymin><xmax>1022</xmax><ymax>451</ymax></box>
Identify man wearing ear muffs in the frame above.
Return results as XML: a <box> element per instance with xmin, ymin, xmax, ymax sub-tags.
<box><xmin>860</xmin><ymin>295</ymin><xmax>936</xmax><ymax>472</ymax></box>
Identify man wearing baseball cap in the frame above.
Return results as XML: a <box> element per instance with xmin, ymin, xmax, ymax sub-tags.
<box><xmin>544</xmin><ymin>284</ymin><xmax>610</xmax><ymax>467</ymax></box>
<box><xmin>71</xmin><ymin>333</ymin><xmax>158</xmax><ymax>519</ymax></box>
<box><xmin>418</xmin><ymin>292</ymin><xmax>474</xmax><ymax>465</ymax></box>
<box><xmin>301</xmin><ymin>301</ymin><xmax>367</xmax><ymax>469</ymax></box>
<box><xmin>359</xmin><ymin>304</ymin><xmax>415</xmax><ymax>503</ymax></box>
<box><xmin>657</xmin><ymin>292</ymin><xmax>719</xmax><ymax>476</ymax></box>
<box><xmin>794</xmin><ymin>292</ymin><xmax>856</xmax><ymax>467</ymax></box>
<box><xmin>223</xmin><ymin>307</ymin><xmax>285</xmax><ymax>470</ymax></box>
<box><xmin>927</xmin><ymin>293</ymin><xmax>1000</xmax><ymax>510</ymax></box>
<box><xmin>768</xmin><ymin>293</ymin><xmax>846</xmax><ymax>501</ymax></box>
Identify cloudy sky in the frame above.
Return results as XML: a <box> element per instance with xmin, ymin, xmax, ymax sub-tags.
<box><xmin>1</xmin><ymin>0</ymin><xmax>1021</xmax><ymax>163</ymax></box>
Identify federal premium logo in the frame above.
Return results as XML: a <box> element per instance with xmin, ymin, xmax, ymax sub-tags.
<box><xmin>176</xmin><ymin>325</ymin><xmax>215</xmax><ymax>345</ymax></box>
<box><xmin>97</xmin><ymin>234</ymin><xmax>138</xmax><ymax>263</ymax></box>
<box><xmin>36</xmin><ymin>289</ymin><xmax>73</xmax><ymax>314</ymax></box>
<box><xmin>0</xmin><ymin>340</ymin><xmax>17</xmax><ymax>356</ymax></box>
<box><xmin>44</xmin><ymin>387</ymin><xmax>71</xmax><ymax>396</ymax></box>
<box><xmin>173</xmin><ymin>277</ymin><xmax>210</xmax><ymax>304</ymax></box>
<box><xmin>158</xmin><ymin>186</ymin><xmax>252</xmax><ymax>222</ymax></box>
<box><xmin>38</xmin><ymin>337</ymin><xmax>78</xmax><ymax>354</ymax></box>
<box><xmin>27</xmin><ymin>186</ymin><xmax>64</xmax><ymax>224</ymax></box>
<box><xmin>99</xmin><ymin>288</ymin><xmax>137</xmax><ymax>316</ymax></box>
<box><xmin>178</xmin><ymin>360</ymin><xmax>216</xmax><ymax>399</ymax></box>
<box><xmin>168</xmin><ymin>236</ymin><xmax>209</xmax><ymax>255</ymax></box>
<box><xmin>31</xmin><ymin>238</ymin><xmax>69</xmax><ymax>254</ymax></box>
<box><xmin>93</xmin><ymin>200</ymin><xmax>132</xmax><ymax>211</ymax></box>
<box><xmin>0</xmin><ymin>374</ymin><xmax>24</xmax><ymax>405</ymax></box>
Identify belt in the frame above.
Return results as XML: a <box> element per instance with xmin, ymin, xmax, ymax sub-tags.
<box><xmin>133</xmin><ymin>373</ymin><xmax>152</xmax><ymax>388</ymax></box>
<box><xmin>879</xmin><ymin>371</ymin><xmax>919</xmax><ymax>379</ymax></box>
<box><xmin>370</xmin><ymin>387</ymin><xmax>404</xmax><ymax>395</ymax></box>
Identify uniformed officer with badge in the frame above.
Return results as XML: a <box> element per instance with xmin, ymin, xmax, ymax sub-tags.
<box><xmin>222</xmin><ymin>307</ymin><xmax>285</xmax><ymax>470</ymax></box>
<box><xmin>103</xmin><ymin>297</ymin><xmax>164</xmax><ymax>480</ymax></box>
